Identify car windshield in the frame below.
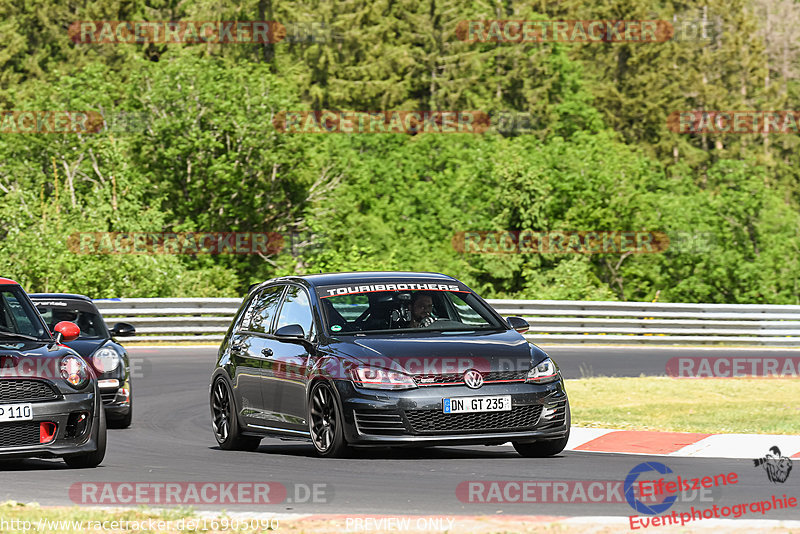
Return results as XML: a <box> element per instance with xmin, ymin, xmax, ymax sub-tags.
<box><xmin>33</xmin><ymin>300</ymin><xmax>108</xmax><ymax>339</ymax></box>
<box><xmin>0</xmin><ymin>287</ymin><xmax>49</xmax><ymax>339</ymax></box>
<box><xmin>317</xmin><ymin>281</ymin><xmax>504</xmax><ymax>334</ymax></box>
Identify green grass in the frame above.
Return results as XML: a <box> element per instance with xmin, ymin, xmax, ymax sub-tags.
<box><xmin>566</xmin><ymin>377</ymin><xmax>800</xmax><ymax>434</ymax></box>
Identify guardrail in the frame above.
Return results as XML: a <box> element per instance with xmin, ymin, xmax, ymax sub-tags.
<box><xmin>93</xmin><ymin>298</ymin><xmax>800</xmax><ymax>346</ymax></box>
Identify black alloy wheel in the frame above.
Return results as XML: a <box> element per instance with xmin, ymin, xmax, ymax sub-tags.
<box><xmin>308</xmin><ymin>381</ymin><xmax>349</xmax><ymax>457</ymax></box>
<box><xmin>211</xmin><ymin>377</ymin><xmax>261</xmax><ymax>451</ymax></box>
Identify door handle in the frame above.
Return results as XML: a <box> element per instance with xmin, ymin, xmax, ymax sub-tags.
<box><xmin>231</xmin><ymin>341</ymin><xmax>246</xmax><ymax>353</ymax></box>
<box><xmin>261</xmin><ymin>347</ymin><xmax>273</xmax><ymax>357</ymax></box>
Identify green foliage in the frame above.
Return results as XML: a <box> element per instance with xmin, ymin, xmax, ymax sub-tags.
<box><xmin>0</xmin><ymin>0</ymin><xmax>799</xmax><ymax>304</ymax></box>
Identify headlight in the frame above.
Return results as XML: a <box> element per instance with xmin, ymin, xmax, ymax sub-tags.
<box><xmin>92</xmin><ymin>346</ymin><xmax>121</xmax><ymax>373</ymax></box>
<box><xmin>526</xmin><ymin>357</ymin><xmax>559</xmax><ymax>384</ymax></box>
<box><xmin>60</xmin><ymin>356</ymin><xmax>90</xmax><ymax>389</ymax></box>
<box><xmin>351</xmin><ymin>367</ymin><xmax>417</xmax><ymax>390</ymax></box>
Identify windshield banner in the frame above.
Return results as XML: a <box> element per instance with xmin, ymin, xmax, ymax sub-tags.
<box><xmin>317</xmin><ymin>282</ymin><xmax>469</xmax><ymax>298</ymax></box>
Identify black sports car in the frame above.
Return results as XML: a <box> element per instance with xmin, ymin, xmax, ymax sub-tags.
<box><xmin>0</xmin><ymin>279</ymin><xmax>106</xmax><ymax>467</ymax></box>
<box><xmin>210</xmin><ymin>271</ymin><xmax>570</xmax><ymax>458</ymax></box>
<box><xmin>30</xmin><ymin>294</ymin><xmax>135</xmax><ymax>428</ymax></box>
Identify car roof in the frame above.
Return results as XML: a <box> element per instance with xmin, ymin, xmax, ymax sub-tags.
<box><xmin>0</xmin><ymin>278</ymin><xmax>19</xmax><ymax>285</ymax></box>
<box><xmin>264</xmin><ymin>271</ymin><xmax>457</xmax><ymax>288</ymax></box>
<box><xmin>29</xmin><ymin>293</ymin><xmax>93</xmax><ymax>302</ymax></box>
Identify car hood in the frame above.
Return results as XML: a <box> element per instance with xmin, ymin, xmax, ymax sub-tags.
<box><xmin>328</xmin><ymin>329</ymin><xmax>539</xmax><ymax>375</ymax></box>
<box><xmin>0</xmin><ymin>340</ymin><xmax>85</xmax><ymax>382</ymax></box>
<box><xmin>63</xmin><ymin>338</ymin><xmax>107</xmax><ymax>358</ymax></box>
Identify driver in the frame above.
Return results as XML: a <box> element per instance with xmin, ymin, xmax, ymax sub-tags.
<box><xmin>409</xmin><ymin>292</ymin><xmax>434</xmax><ymax>328</ymax></box>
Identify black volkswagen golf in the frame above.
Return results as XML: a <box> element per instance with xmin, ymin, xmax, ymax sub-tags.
<box><xmin>0</xmin><ymin>279</ymin><xmax>106</xmax><ymax>467</ymax></box>
<box><xmin>210</xmin><ymin>272</ymin><xmax>569</xmax><ymax>458</ymax></box>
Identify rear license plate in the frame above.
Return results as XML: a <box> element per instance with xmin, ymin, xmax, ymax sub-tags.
<box><xmin>0</xmin><ymin>403</ymin><xmax>33</xmax><ymax>422</ymax></box>
<box><xmin>443</xmin><ymin>396</ymin><xmax>511</xmax><ymax>414</ymax></box>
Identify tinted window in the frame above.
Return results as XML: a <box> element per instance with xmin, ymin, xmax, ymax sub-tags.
<box><xmin>34</xmin><ymin>301</ymin><xmax>108</xmax><ymax>338</ymax></box>
<box><xmin>275</xmin><ymin>286</ymin><xmax>315</xmax><ymax>339</ymax></box>
<box><xmin>446</xmin><ymin>292</ymin><xmax>491</xmax><ymax>326</ymax></box>
<box><xmin>243</xmin><ymin>285</ymin><xmax>284</xmax><ymax>334</ymax></box>
<box><xmin>316</xmin><ymin>282</ymin><xmax>502</xmax><ymax>333</ymax></box>
<box><xmin>0</xmin><ymin>289</ymin><xmax>47</xmax><ymax>338</ymax></box>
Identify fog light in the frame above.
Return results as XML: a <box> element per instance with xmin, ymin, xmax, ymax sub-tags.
<box><xmin>39</xmin><ymin>422</ymin><xmax>56</xmax><ymax>444</ymax></box>
<box><xmin>65</xmin><ymin>412</ymin><xmax>90</xmax><ymax>439</ymax></box>
<box><xmin>541</xmin><ymin>405</ymin><xmax>558</xmax><ymax>420</ymax></box>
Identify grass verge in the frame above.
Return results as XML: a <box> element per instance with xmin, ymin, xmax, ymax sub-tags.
<box><xmin>566</xmin><ymin>377</ymin><xmax>800</xmax><ymax>434</ymax></box>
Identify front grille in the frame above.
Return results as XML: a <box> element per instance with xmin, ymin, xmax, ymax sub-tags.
<box><xmin>405</xmin><ymin>404</ymin><xmax>543</xmax><ymax>434</ymax></box>
<box><xmin>100</xmin><ymin>391</ymin><xmax>117</xmax><ymax>405</ymax></box>
<box><xmin>414</xmin><ymin>373</ymin><xmax>463</xmax><ymax>385</ymax></box>
<box><xmin>0</xmin><ymin>421</ymin><xmax>41</xmax><ymax>447</ymax></box>
<box><xmin>413</xmin><ymin>370</ymin><xmax>527</xmax><ymax>386</ymax></box>
<box><xmin>354</xmin><ymin>410</ymin><xmax>407</xmax><ymax>435</ymax></box>
<box><xmin>484</xmin><ymin>370</ymin><xmax>528</xmax><ymax>382</ymax></box>
<box><xmin>0</xmin><ymin>379</ymin><xmax>59</xmax><ymax>403</ymax></box>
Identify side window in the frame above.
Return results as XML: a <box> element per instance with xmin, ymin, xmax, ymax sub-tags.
<box><xmin>243</xmin><ymin>285</ymin><xmax>285</xmax><ymax>334</ymax></box>
<box><xmin>275</xmin><ymin>286</ymin><xmax>315</xmax><ymax>339</ymax></box>
<box><xmin>3</xmin><ymin>293</ymin><xmax>41</xmax><ymax>336</ymax></box>
<box><xmin>446</xmin><ymin>292</ymin><xmax>490</xmax><ymax>326</ymax></box>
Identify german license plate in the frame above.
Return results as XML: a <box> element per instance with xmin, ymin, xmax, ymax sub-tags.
<box><xmin>0</xmin><ymin>403</ymin><xmax>32</xmax><ymax>422</ymax></box>
<box><xmin>443</xmin><ymin>395</ymin><xmax>511</xmax><ymax>414</ymax></box>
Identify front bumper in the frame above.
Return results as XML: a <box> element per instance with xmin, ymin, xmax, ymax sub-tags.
<box><xmin>0</xmin><ymin>392</ymin><xmax>100</xmax><ymax>459</ymax></box>
<box><xmin>334</xmin><ymin>379</ymin><xmax>569</xmax><ymax>446</ymax></box>
<box><xmin>99</xmin><ymin>384</ymin><xmax>131</xmax><ymax>418</ymax></box>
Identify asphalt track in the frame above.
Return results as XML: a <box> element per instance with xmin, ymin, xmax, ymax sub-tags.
<box><xmin>1</xmin><ymin>346</ymin><xmax>797</xmax><ymax>518</ymax></box>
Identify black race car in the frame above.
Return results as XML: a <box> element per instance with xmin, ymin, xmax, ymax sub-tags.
<box><xmin>210</xmin><ymin>271</ymin><xmax>570</xmax><ymax>458</ymax></box>
<box><xmin>0</xmin><ymin>278</ymin><xmax>106</xmax><ymax>467</ymax></box>
<box><xmin>31</xmin><ymin>294</ymin><xmax>135</xmax><ymax>429</ymax></box>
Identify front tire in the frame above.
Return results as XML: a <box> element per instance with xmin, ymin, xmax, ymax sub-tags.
<box><xmin>210</xmin><ymin>377</ymin><xmax>261</xmax><ymax>451</ymax></box>
<box><xmin>308</xmin><ymin>381</ymin><xmax>349</xmax><ymax>458</ymax></box>
<box><xmin>513</xmin><ymin>400</ymin><xmax>571</xmax><ymax>458</ymax></box>
<box><xmin>64</xmin><ymin>405</ymin><xmax>107</xmax><ymax>468</ymax></box>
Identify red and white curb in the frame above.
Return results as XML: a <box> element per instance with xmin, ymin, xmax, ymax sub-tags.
<box><xmin>563</xmin><ymin>427</ymin><xmax>800</xmax><ymax>459</ymax></box>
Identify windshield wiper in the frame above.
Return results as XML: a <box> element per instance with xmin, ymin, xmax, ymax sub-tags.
<box><xmin>0</xmin><ymin>331</ymin><xmax>43</xmax><ymax>342</ymax></box>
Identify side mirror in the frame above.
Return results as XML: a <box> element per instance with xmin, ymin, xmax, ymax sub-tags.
<box><xmin>54</xmin><ymin>321</ymin><xmax>80</xmax><ymax>343</ymax></box>
<box><xmin>110</xmin><ymin>322</ymin><xmax>136</xmax><ymax>337</ymax></box>
<box><xmin>506</xmin><ymin>316</ymin><xmax>530</xmax><ymax>334</ymax></box>
<box><xmin>274</xmin><ymin>324</ymin><xmax>305</xmax><ymax>339</ymax></box>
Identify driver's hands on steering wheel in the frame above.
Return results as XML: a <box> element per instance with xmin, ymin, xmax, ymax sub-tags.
<box><xmin>419</xmin><ymin>314</ymin><xmax>435</xmax><ymax>328</ymax></box>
